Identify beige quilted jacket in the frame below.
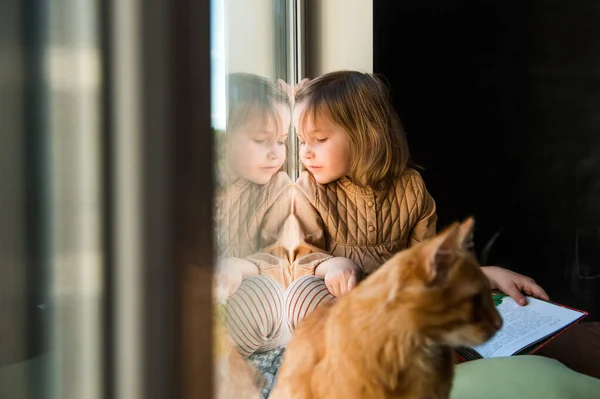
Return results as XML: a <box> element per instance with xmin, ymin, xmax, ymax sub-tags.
<box><xmin>214</xmin><ymin>171</ymin><xmax>293</xmax><ymax>286</ymax></box>
<box><xmin>214</xmin><ymin>169</ymin><xmax>437</xmax><ymax>287</ymax></box>
<box><xmin>292</xmin><ymin>168</ymin><xmax>438</xmax><ymax>276</ymax></box>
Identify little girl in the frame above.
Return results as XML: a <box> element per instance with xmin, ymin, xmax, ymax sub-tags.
<box><xmin>284</xmin><ymin>70</ymin><xmax>549</xmax><ymax>330</ymax></box>
<box><xmin>214</xmin><ymin>73</ymin><xmax>294</xmax><ymax>357</ymax></box>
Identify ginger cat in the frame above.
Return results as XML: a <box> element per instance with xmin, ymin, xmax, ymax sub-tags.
<box><xmin>270</xmin><ymin>218</ymin><xmax>502</xmax><ymax>399</ymax></box>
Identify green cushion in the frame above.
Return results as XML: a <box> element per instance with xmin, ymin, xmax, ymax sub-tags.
<box><xmin>451</xmin><ymin>355</ymin><xmax>600</xmax><ymax>399</ymax></box>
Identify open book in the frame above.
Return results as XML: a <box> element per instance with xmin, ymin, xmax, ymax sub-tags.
<box><xmin>456</xmin><ymin>292</ymin><xmax>588</xmax><ymax>361</ymax></box>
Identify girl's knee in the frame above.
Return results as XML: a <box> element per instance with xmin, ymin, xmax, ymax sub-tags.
<box><xmin>240</xmin><ymin>275</ymin><xmax>285</xmax><ymax>298</ymax></box>
<box><xmin>225</xmin><ymin>275</ymin><xmax>288</xmax><ymax>356</ymax></box>
<box><xmin>284</xmin><ymin>275</ymin><xmax>335</xmax><ymax>331</ymax></box>
<box><xmin>286</xmin><ymin>274</ymin><xmax>325</xmax><ymax>290</ymax></box>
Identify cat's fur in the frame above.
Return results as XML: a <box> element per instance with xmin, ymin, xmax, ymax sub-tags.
<box><xmin>270</xmin><ymin>218</ymin><xmax>502</xmax><ymax>399</ymax></box>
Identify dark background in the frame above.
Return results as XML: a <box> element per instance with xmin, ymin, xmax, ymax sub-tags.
<box><xmin>374</xmin><ymin>0</ymin><xmax>600</xmax><ymax>320</ymax></box>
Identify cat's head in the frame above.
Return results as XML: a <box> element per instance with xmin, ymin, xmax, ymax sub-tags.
<box><xmin>383</xmin><ymin>218</ymin><xmax>502</xmax><ymax>347</ymax></box>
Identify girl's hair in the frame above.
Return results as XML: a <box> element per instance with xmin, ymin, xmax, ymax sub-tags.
<box><xmin>216</xmin><ymin>73</ymin><xmax>290</xmax><ymax>177</ymax></box>
<box><xmin>226</xmin><ymin>73</ymin><xmax>288</xmax><ymax>136</ymax></box>
<box><xmin>295</xmin><ymin>70</ymin><xmax>411</xmax><ymax>191</ymax></box>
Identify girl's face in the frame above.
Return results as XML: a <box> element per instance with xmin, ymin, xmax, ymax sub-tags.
<box><xmin>294</xmin><ymin>101</ymin><xmax>351</xmax><ymax>184</ymax></box>
<box><xmin>227</xmin><ymin>103</ymin><xmax>289</xmax><ymax>185</ymax></box>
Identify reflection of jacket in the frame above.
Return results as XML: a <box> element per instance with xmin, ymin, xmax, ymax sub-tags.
<box><xmin>292</xmin><ymin>168</ymin><xmax>438</xmax><ymax>276</ymax></box>
<box><xmin>214</xmin><ymin>171</ymin><xmax>292</xmax><ymax>287</ymax></box>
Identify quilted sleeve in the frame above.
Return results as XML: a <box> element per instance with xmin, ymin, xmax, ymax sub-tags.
<box><xmin>407</xmin><ymin>172</ymin><xmax>438</xmax><ymax>247</ymax></box>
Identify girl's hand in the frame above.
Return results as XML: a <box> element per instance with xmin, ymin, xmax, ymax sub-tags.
<box><xmin>481</xmin><ymin>266</ymin><xmax>550</xmax><ymax>306</ymax></box>
<box><xmin>214</xmin><ymin>258</ymin><xmax>259</xmax><ymax>302</ymax></box>
<box><xmin>214</xmin><ymin>268</ymin><xmax>243</xmax><ymax>303</ymax></box>
<box><xmin>322</xmin><ymin>258</ymin><xmax>362</xmax><ymax>297</ymax></box>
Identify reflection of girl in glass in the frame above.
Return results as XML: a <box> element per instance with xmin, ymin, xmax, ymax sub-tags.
<box><xmin>214</xmin><ymin>73</ymin><xmax>292</xmax><ymax>357</ymax></box>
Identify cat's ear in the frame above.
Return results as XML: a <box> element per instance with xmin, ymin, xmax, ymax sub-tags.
<box><xmin>457</xmin><ymin>217</ymin><xmax>475</xmax><ymax>251</ymax></box>
<box><xmin>421</xmin><ymin>222</ymin><xmax>462</xmax><ymax>283</ymax></box>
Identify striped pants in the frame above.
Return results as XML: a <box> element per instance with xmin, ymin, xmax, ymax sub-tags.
<box><xmin>225</xmin><ymin>275</ymin><xmax>335</xmax><ymax>357</ymax></box>
<box><xmin>283</xmin><ymin>275</ymin><xmax>337</xmax><ymax>332</ymax></box>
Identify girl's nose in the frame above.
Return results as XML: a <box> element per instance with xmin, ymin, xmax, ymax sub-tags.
<box><xmin>267</xmin><ymin>144</ymin><xmax>279</xmax><ymax>159</ymax></box>
<box><xmin>302</xmin><ymin>145</ymin><xmax>314</xmax><ymax>160</ymax></box>
<box><xmin>267</xmin><ymin>147</ymin><xmax>277</xmax><ymax>159</ymax></box>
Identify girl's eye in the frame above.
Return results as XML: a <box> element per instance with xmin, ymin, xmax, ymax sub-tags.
<box><xmin>252</xmin><ymin>139</ymin><xmax>266</xmax><ymax>144</ymax></box>
<box><xmin>317</xmin><ymin>138</ymin><xmax>327</xmax><ymax>143</ymax></box>
<box><xmin>299</xmin><ymin>141</ymin><xmax>305</xmax><ymax>146</ymax></box>
<box><xmin>277</xmin><ymin>141</ymin><xmax>285</xmax><ymax>145</ymax></box>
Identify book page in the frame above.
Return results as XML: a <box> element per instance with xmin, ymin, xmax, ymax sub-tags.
<box><xmin>472</xmin><ymin>296</ymin><xmax>584</xmax><ymax>358</ymax></box>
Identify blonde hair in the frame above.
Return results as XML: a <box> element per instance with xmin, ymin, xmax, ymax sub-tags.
<box><xmin>225</xmin><ymin>73</ymin><xmax>288</xmax><ymax>136</ymax></box>
<box><xmin>295</xmin><ymin>70</ymin><xmax>411</xmax><ymax>191</ymax></box>
<box><xmin>216</xmin><ymin>73</ymin><xmax>290</xmax><ymax>182</ymax></box>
